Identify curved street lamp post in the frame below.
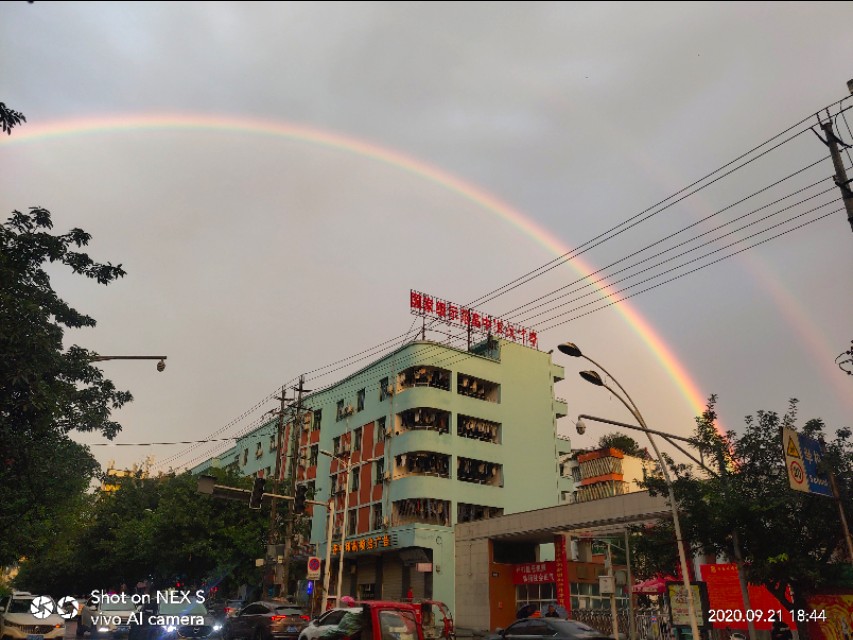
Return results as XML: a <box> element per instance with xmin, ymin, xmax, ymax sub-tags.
<box><xmin>557</xmin><ymin>342</ymin><xmax>702</xmax><ymax>640</ymax></box>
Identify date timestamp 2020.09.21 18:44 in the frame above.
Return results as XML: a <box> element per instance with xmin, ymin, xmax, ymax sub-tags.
<box><xmin>708</xmin><ymin>610</ymin><xmax>827</xmax><ymax>623</ymax></box>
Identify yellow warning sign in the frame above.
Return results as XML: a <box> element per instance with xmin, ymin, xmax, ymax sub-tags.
<box><xmin>786</xmin><ymin>436</ymin><xmax>801</xmax><ymax>458</ymax></box>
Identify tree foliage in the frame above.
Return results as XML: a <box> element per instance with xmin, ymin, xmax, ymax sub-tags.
<box><xmin>635</xmin><ymin>396</ymin><xmax>853</xmax><ymax>640</ymax></box>
<box><xmin>1</xmin><ymin>104</ymin><xmax>132</xmax><ymax>566</ymax></box>
<box><xmin>597</xmin><ymin>432</ymin><xmax>643</xmax><ymax>457</ymax></box>
<box><xmin>14</xmin><ymin>469</ymin><xmax>269</xmax><ymax>597</ymax></box>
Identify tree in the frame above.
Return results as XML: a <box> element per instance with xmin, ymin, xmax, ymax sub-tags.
<box><xmin>0</xmin><ymin>103</ymin><xmax>132</xmax><ymax>565</ymax></box>
<box><xmin>597</xmin><ymin>432</ymin><xmax>643</xmax><ymax>457</ymax></box>
<box><xmin>14</xmin><ymin>469</ymin><xmax>269</xmax><ymax>597</ymax></box>
<box><xmin>636</xmin><ymin>396</ymin><xmax>853</xmax><ymax>640</ymax></box>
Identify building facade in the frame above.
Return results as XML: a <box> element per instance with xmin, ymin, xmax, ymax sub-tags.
<box><xmin>194</xmin><ymin>337</ymin><xmax>572</xmax><ymax>612</ymax></box>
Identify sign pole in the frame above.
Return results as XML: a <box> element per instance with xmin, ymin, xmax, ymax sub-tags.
<box><xmin>829</xmin><ymin>472</ymin><xmax>853</xmax><ymax>564</ymax></box>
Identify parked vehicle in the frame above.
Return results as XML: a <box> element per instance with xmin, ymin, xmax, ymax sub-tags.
<box><xmin>318</xmin><ymin>602</ymin><xmax>423</xmax><ymax>640</ymax></box>
<box><xmin>0</xmin><ymin>592</ymin><xmax>65</xmax><ymax>640</ymax></box>
<box><xmin>224</xmin><ymin>602</ymin><xmax>309</xmax><ymax>640</ymax></box>
<box><xmin>128</xmin><ymin>600</ymin><xmax>222</xmax><ymax>640</ymax></box>
<box><xmin>298</xmin><ymin>608</ymin><xmax>360</xmax><ymax>640</ymax></box>
<box><xmin>223</xmin><ymin>603</ymin><xmax>245</xmax><ymax>620</ymax></box>
<box><xmin>414</xmin><ymin>601</ymin><xmax>454</xmax><ymax>640</ymax></box>
<box><xmin>486</xmin><ymin>619</ymin><xmax>612</xmax><ymax>640</ymax></box>
<box><xmin>78</xmin><ymin>595</ymin><xmax>137</xmax><ymax>638</ymax></box>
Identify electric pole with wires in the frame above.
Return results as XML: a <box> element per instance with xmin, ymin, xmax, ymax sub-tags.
<box><xmin>812</xmin><ymin>80</ymin><xmax>853</xmax><ymax>234</ymax></box>
<box><xmin>280</xmin><ymin>374</ymin><xmax>309</xmax><ymax>598</ymax></box>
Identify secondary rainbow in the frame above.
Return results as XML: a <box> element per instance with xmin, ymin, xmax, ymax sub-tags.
<box><xmin>1</xmin><ymin>112</ymin><xmax>710</xmax><ymax>418</ymax></box>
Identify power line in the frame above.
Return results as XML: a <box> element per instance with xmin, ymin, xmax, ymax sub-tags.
<box><xmin>499</xmin><ymin>157</ymin><xmax>832</xmax><ymax>321</ymax></box>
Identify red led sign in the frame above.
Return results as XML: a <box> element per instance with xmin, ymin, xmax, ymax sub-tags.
<box><xmin>410</xmin><ymin>290</ymin><xmax>538</xmax><ymax>348</ymax></box>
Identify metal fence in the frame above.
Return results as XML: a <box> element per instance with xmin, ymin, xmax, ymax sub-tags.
<box><xmin>569</xmin><ymin>608</ymin><xmax>672</xmax><ymax>640</ymax></box>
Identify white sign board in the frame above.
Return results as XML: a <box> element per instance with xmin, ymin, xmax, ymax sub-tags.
<box><xmin>599</xmin><ymin>575</ymin><xmax>615</xmax><ymax>594</ymax></box>
<box><xmin>307</xmin><ymin>556</ymin><xmax>322</xmax><ymax>580</ymax></box>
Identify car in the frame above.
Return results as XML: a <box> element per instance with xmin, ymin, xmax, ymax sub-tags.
<box><xmin>224</xmin><ymin>602</ymin><xmax>309</xmax><ymax>640</ymax></box>
<box><xmin>128</xmin><ymin>599</ymin><xmax>222</xmax><ymax>640</ymax></box>
<box><xmin>298</xmin><ymin>608</ymin><xmax>361</xmax><ymax>640</ymax></box>
<box><xmin>485</xmin><ymin>619</ymin><xmax>613</xmax><ymax>640</ymax></box>
<box><xmin>79</xmin><ymin>595</ymin><xmax>137</xmax><ymax>638</ymax></box>
<box><xmin>0</xmin><ymin>591</ymin><xmax>66</xmax><ymax>640</ymax></box>
<box><xmin>222</xmin><ymin>603</ymin><xmax>245</xmax><ymax>620</ymax></box>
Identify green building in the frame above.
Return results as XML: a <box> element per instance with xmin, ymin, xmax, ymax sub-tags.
<box><xmin>193</xmin><ymin>337</ymin><xmax>572</xmax><ymax>613</ymax></box>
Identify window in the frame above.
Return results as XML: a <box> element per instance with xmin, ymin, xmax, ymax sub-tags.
<box><xmin>378</xmin><ymin>610</ymin><xmax>417</xmax><ymax>640</ymax></box>
<box><xmin>333</xmin><ymin>436</ymin><xmax>341</xmax><ymax>456</ymax></box>
<box><xmin>347</xmin><ymin>509</ymin><xmax>357</xmax><ymax>536</ymax></box>
<box><xmin>353</xmin><ymin>427</ymin><xmax>362</xmax><ymax>452</ymax></box>
<box><xmin>269</xmin><ymin>435</ymin><xmax>277</xmax><ymax>451</ymax></box>
<box><xmin>376</xmin><ymin>417</ymin><xmax>386</xmax><ymax>443</ymax></box>
<box><xmin>351</xmin><ymin>465</ymin><xmax>360</xmax><ymax>492</ymax></box>
<box><xmin>357</xmin><ymin>388</ymin><xmax>365</xmax><ymax>412</ymax></box>
<box><xmin>336</xmin><ymin>400</ymin><xmax>345</xmax><ymax>421</ymax></box>
<box><xmin>372</xmin><ymin>502</ymin><xmax>383</xmax><ymax>530</ymax></box>
<box><xmin>379</xmin><ymin>377</ymin><xmax>390</xmax><ymax>401</ymax></box>
<box><xmin>312</xmin><ymin>409</ymin><xmax>322</xmax><ymax>432</ymax></box>
<box><xmin>255</xmin><ymin>442</ymin><xmax>263</xmax><ymax>458</ymax></box>
<box><xmin>243</xmin><ymin>449</ymin><xmax>249</xmax><ymax>465</ymax></box>
<box><xmin>309</xmin><ymin>445</ymin><xmax>319</xmax><ymax>467</ymax></box>
<box><xmin>374</xmin><ymin>458</ymin><xmax>385</xmax><ymax>484</ymax></box>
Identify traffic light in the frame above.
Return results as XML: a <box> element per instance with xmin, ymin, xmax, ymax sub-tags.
<box><xmin>294</xmin><ymin>484</ymin><xmax>308</xmax><ymax>514</ymax></box>
<box><xmin>249</xmin><ymin>476</ymin><xmax>266</xmax><ymax>509</ymax></box>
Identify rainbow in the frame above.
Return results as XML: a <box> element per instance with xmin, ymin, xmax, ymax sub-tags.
<box><xmin>1</xmin><ymin>112</ymin><xmax>710</xmax><ymax>418</ymax></box>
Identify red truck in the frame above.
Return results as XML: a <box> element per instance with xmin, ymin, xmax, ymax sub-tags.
<box><xmin>319</xmin><ymin>599</ymin><xmax>454</xmax><ymax>640</ymax></box>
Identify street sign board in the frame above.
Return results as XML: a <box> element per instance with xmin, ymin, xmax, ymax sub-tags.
<box><xmin>782</xmin><ymin>428</ymin><xmax>833</xmax><ymax>497</ymax></box>
<box><xmin>307</xmin><ymin>556</ymin><xmax>321</xmax><ymax>580</ymax></box>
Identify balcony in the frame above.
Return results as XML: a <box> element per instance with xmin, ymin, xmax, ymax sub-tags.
<box><xmin>392</xmin><ymin>497</ymin><xmax>451</xmax><ymax>527</ymax></box>
<box><xmin>393</xmin><ymin>451</ymin><xmax>450</xmax><ymax>479</ymax></box>
<box><xmin>398</xmin><ymin>366</ymin><xmax>451</xmax><ymax>392</ymax></box>
<box><xmin>457</xmin><ymin>456</ymin><xmax>502</xmax><ymax>486</ymax></box>
<box><xmin>457</xmin><ymin>414</ymin><xmax>501</xmax><ymax>444</ymax></box>
<box><xmin>457</xmin><ymin>374</ymin><xmax>500</xmax><ymax>402</ymax></box>
<box><xmin>396</xmin><ymin>407</ymin><xmax>450</xmax><ymax>435</ymax></box>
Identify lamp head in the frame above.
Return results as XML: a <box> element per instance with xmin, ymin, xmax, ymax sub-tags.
<box><xmin>579</xmin><ymin>370</ymin><xmax>604</xmax><ymax>386</ymax></box>
<box><xmin>557</xmin><ymin>342</ymin><xmax>583</xmax><ymax>358</ymax></box>
<box><xmin>576</xmin><ymin>419</ymin><xmax>587</xmax><ymax>435</ymax></box>
<box><xmin>157</xmin><ymin>359</ymin><xmax>166</xmax><ymax>372</ymax></box>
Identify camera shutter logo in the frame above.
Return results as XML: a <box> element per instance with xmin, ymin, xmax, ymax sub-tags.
<box><xmin>58</xmin><ymin>596</ymin><xmax>79</xmax><ymax>620</ymax></box>
<box><xmin>30</xmin><ymin>596</ymin><xmax>55</xmax><ymax>619</ymax></box>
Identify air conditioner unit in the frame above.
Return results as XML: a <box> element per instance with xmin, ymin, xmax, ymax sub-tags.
<box><xmin>383</xmin><ymin>471</ymin><xmax>391</xmax><ymax>482</ymax></box>
<box><xmin>344</xmin><ymin>405</ymin><xmax>354</xmax><ymax>416</ymax></box>
<box><xmin>384</xmin><ymin>426</ymin><xmax>393</xmax><ymax>437</ymax></box>
<box><xmin>386</xmin><ymin>385</ymin><xmax>395</xmax><ymax>396</ymax></box>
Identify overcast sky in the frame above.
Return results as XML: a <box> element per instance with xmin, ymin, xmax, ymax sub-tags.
<box><xmin>3</xmin><ymin>1</ymin><xmax>852</xmax><ymax>474</ymax></box>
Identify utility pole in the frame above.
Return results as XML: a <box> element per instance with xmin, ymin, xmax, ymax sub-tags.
<box><xmin>281</xmin><ymin>375</ymin><xmax>308</xmax><ymax>598</ymax></box>
<box><xmin>813</xmin><ymin>85</ymin><xmax>853</xmax><ymax>233</ymax></box>
<box><xmin>268</xmin><ymin>385</ymin><xmax>289</xmax><ymax>596</ymax></box>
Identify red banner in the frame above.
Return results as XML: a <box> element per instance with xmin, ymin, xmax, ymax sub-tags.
<box><xmin>513</xmin><ymin>561</ymin><xmax>555</xmax><ymax>585</ymax></box>
<box><xmin>700</xmin><ymin>563</ymin><xmax>793</xmax><ymax>630</ymax></box>
<box><xmin>555</xmin><ymin>535</ymin><xmax>571</xmax><ymax>613</ymax></box>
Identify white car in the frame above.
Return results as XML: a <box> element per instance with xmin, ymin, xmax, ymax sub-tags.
<box><xmin>0</xmin><ymin>592</ymin><xmax>65</xmax><ymax>640</ymax></box>
<box><xmin>78</xmin><ymin>596</ymin><xmax>137</xmax><ymax>638</ymax></box>
<box><xmin>297</xmin><ymin>608</ymin><xmax>360</xmax><ymax>640</ymax></box>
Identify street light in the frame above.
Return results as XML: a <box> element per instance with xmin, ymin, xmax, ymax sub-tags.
<box><xmin>90</xmin><ymin>355</ymin><xmax>167</xmax><ymax>372</ymax></box>
<box><xmin>557</xmin><ymin>341</ymin><xmax>702</xmax><ymax>640</ymax></box>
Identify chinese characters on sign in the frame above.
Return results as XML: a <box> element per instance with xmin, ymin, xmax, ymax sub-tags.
<box><xmin>512</xmin><ymin>562</ymin><xmax>556</xmax><ymax>585</ymax></box>
<box><xmin>410</xmin><ymin>290</ymin><xmax>538</xmax><ymax>348</ymax></box>
<box><xmin>555</xmin><ymin>535</ymin><xmax>571</xmax><ymax>613</ymax></box>
<box><xmin>782</xmin><ymin>427</ymin><xmax>833</xmax><ymax>497</ymax></box>
<box><xmin>331</xmin><ymin>534</ymin><xmax>392</xmax><ymax>555</ymax></box>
